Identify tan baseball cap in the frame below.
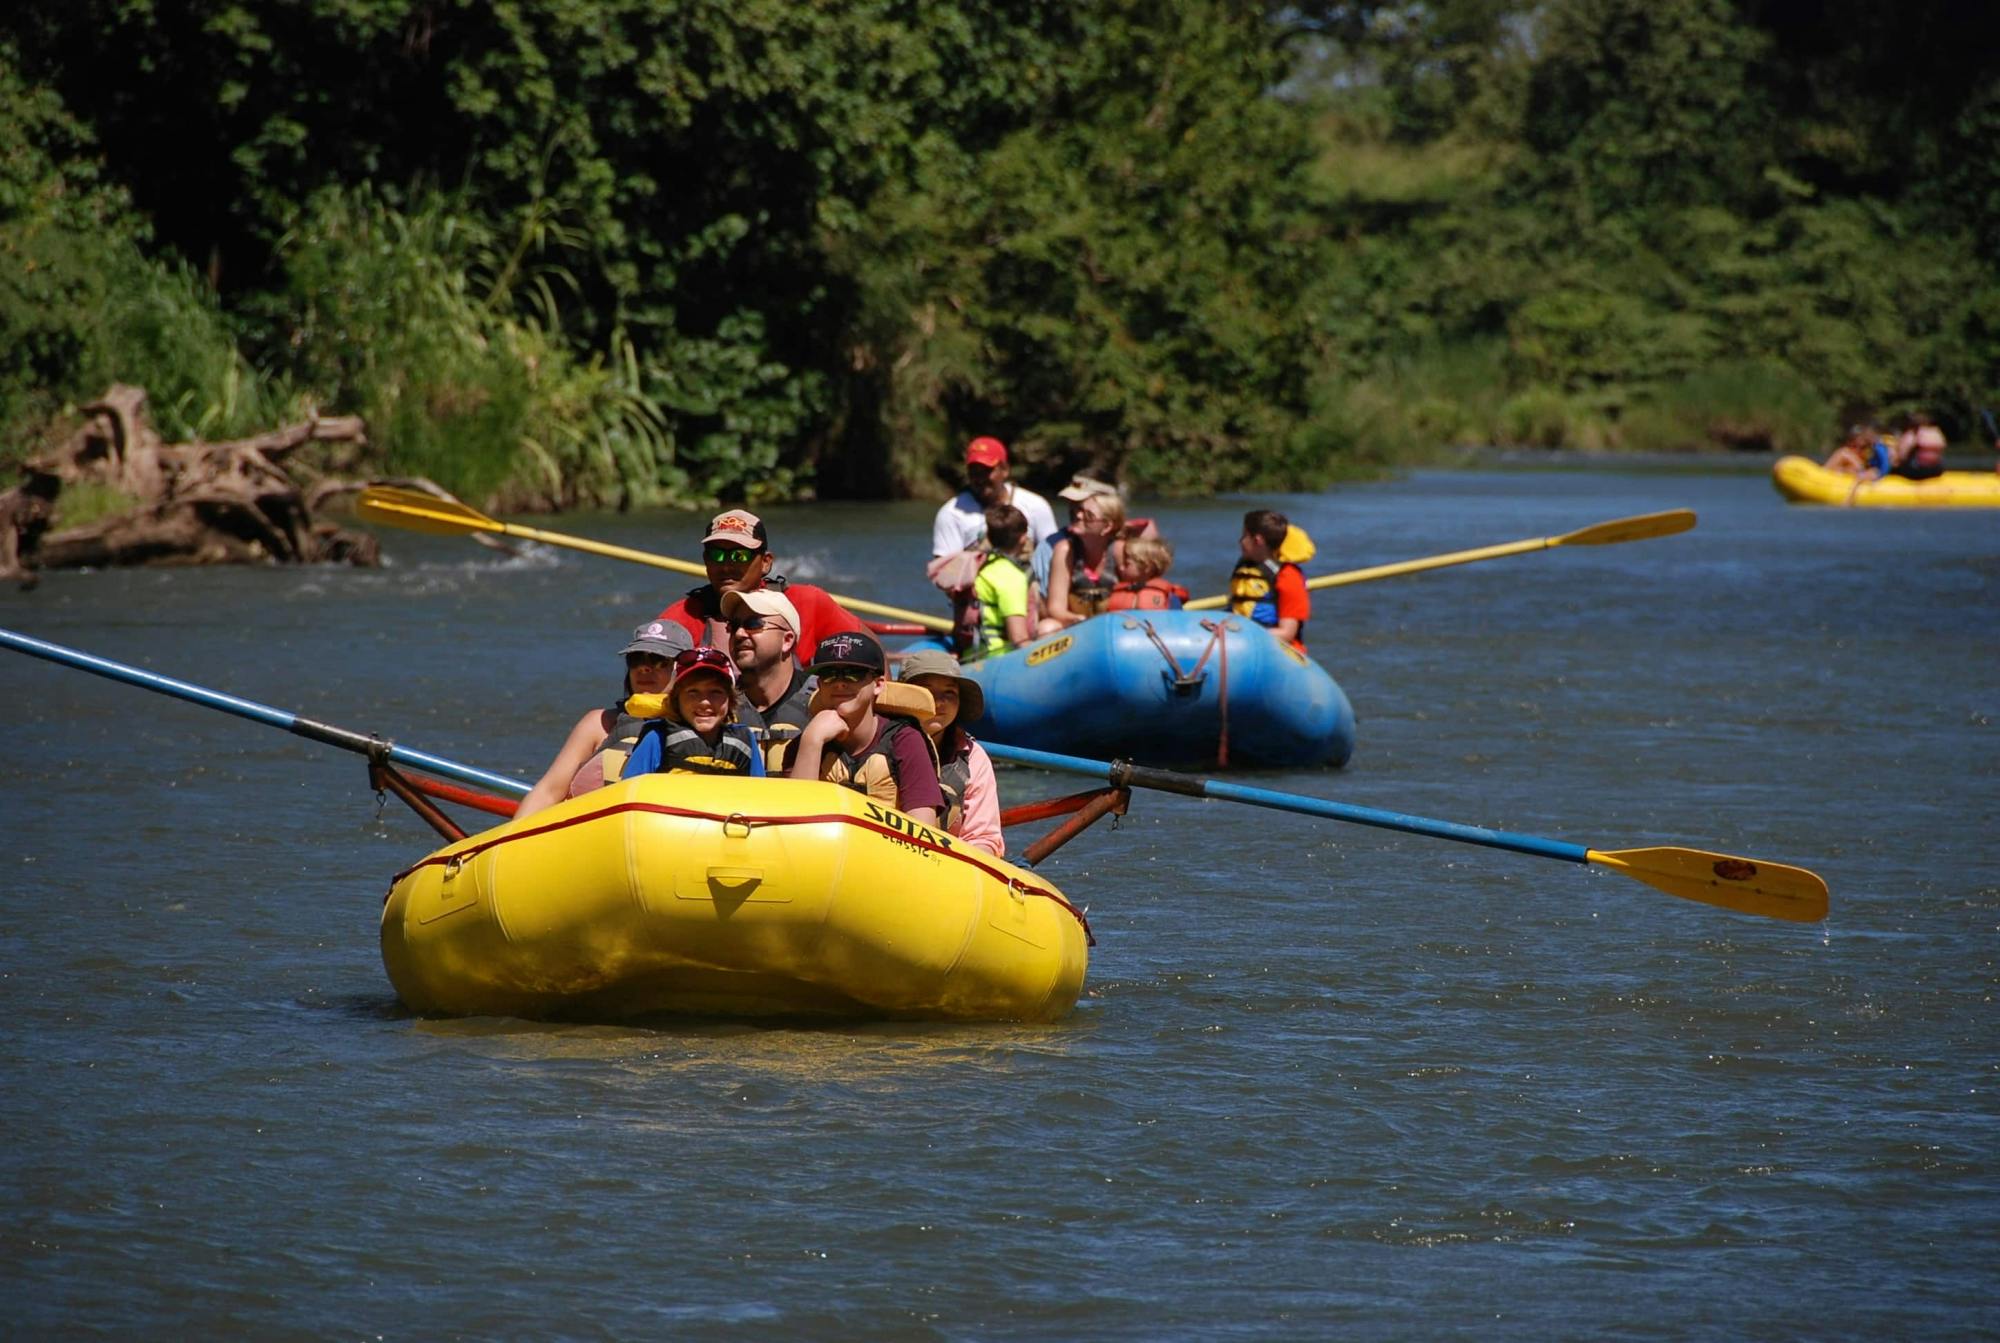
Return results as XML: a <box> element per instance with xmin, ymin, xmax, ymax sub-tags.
<box><xmin>720</xmin><ymin>588</ymin><xmax>800</xmax><ymax>635</ymax></box>
<box><xmin>1057</xmin><ymin>474</ymin><xmax>1119</xmax><ymax>502</ymax></box>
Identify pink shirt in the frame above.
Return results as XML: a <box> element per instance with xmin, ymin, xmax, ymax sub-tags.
<box><xmin>957</xmin><ymin>739</ymin><xmax>1004</xmax><ymax>857</ymax></box>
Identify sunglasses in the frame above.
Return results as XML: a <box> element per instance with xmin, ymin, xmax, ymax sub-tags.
<box><xmin>726</xmin><ymin>615</ymin><xmax>774</xmax><ymax>632</ymax></box>
<box><xmin>814</xmin><ymin>666</ymin><xmax>872</xmax><ymax>685</ymax></box>
<box><xmin>704</xmin><ymin>545</ymin><xmax>758</xmax><ymax>565</ymax></box>
<box><xmin>625</xmin><ymin>652</ymin><xmax>672</xmax><ymax>669</ymax></box>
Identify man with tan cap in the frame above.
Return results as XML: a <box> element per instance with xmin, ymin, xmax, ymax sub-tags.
<box><xmin>720</xmin><ymin>588</ymin><xmax>816</xmax><ymax>762</ymax></box>
<box><xmin>655</xmin><ymin>507</ymin><xmax>863</xmax><ymax>655</ymax></box>
<box><xmin>931</xmin><ymin>436</ymin><xmax>1056</xmax><ymax>558</ymax></box>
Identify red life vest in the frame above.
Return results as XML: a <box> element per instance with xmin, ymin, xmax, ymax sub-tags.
<box><xmin>1105</xmin><ymin>578</ymin><xmax>1189</xmax><ymax>611</ymax></box>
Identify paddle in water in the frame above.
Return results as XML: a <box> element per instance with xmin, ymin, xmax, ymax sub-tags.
<box><xmin>979</xmin><ymin>741</ymin><xmax>1828</xmax><ymax>923</ymax></box>
<box><xmin>1184</xmin><ymin>509</ymin><xmax>1697</xmax><ymax>611</ymax></box>
<box><xmin>355</xmin><ymin>486</ymin><xmax>953</xmax><ymax>633</ymax></box>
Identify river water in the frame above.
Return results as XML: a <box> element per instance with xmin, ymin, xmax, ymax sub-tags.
<box><xmin>2</xmin><ymin>468</ymin><xmax>1994</xmax><ymax>1337</ymax></box>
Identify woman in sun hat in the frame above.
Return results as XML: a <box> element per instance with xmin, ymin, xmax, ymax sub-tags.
<box><xmin>896</xmin><ymin>647</ymin><xmax>1002</xmax><ymax>855</ymax></box>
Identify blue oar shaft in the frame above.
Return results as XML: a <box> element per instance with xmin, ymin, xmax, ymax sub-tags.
<box><xmin>981</xmin><ymin>741</ymin><xmax>1589</xmax><ymax>865</ymax></box>
<box><xmin>0</xmin><ymin>627</ymin><xmax>530</xmax><ymax>796</ymax></box>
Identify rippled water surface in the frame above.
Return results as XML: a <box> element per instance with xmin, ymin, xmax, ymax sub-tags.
<box><xmin>3</xmin><ymin>468</ymin><xmax>1995</xmax><ymax>1337</ymax></box>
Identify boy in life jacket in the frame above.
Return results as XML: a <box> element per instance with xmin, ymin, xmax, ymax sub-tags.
<box><xmin>1228</xmin><ymin>508</ymin><xmax>1310</xmax><ymax>654</ymax></box>
<box><xmin>1105</xmin><ymin>537</ymin><xmax>1188</xmax><ymax>611</ymax></box>
<box><xmin>516</xmin><ymin>620</ymin><xmax>693</xmax><ymax>819</ymax></box>
<box><xmin>972</xmin><ymin>504</ymin><xmax>1034</xmax><ymax>659</ymax></box>
<box><xmin>623</xmin><ymin>646</ymin><xmax>767</xmax><ymax>777</ymax></box>
<box><xmin>782</xmin><ymin>631</ymin><xmax>945</xmax><ymax>827</ymax></box>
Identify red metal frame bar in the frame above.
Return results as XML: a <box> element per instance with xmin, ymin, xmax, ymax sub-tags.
<box><xmin>1022</xmin><ymin>788</ymin><xmax>1130</xmax><ymax>866</ymax></box>
<box><xmin>370</xmin><ymin>763</ymin><xmax>467</xmax><ymax>842</ymax></box>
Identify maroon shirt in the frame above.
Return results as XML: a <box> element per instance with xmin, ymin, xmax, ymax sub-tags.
<box><xmin>872</xmin><ymin>719</ymin><xmax>945</xmax><ymax>816</ymax></box>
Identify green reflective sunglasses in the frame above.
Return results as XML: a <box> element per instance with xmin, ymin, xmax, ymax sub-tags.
<box><xmin>814</xmin><ymin>667</ymin><xmax>870</xmax><ymax>684</ymax></box>
<box><xmin>704</xmin><ymin>545</ymin><xmax>757</xmax><ymax>565</ymax></box>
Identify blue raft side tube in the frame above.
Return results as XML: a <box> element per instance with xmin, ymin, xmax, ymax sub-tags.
<box><xmin>963</xmin><ymin>611</ymin><xmax>1356</xmax><ymax>767</ymax></box>
<box><xmin>0</xmin><ymin>626</ymin><xmax>530</xmax><ymax>796</ymax></box>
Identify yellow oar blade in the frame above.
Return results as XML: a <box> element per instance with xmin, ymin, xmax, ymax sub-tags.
<box><xmin>1183</xmin><ymin>509</ymin><xmax>1699</xmax><ymax>610</ymax></box>
<box><xmin>354</xmin><ymin>486</ymin><xmax>505</xmax><ymax>537</ymax></box>
<box><xmin>1587</xmin><ymin>846</ymin><xmax>1829</xmax><ymax>923</ymax></box>
<box><xmin>1557</xmin><ymin>509</ymin><xmax>1696</xmax><ymax>547</ymax></box>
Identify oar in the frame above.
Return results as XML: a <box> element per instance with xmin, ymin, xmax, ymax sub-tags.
<box><xmin>0</xmin><ymin>627</ymin><xmax>530</xmax><ymax>797</ymax></box>
<box><xmin>979</xmin><ymin>741</ymin><xmax>1828</xmax><ymax>923</ymax></box>
<box><xmin>1183</xmin><ymin>509</ymin><xmax>1697</xmax><ymax>611</ymax></box>
<box><xmin>355</xmin><ymin>486</ymin><xmax>954</xmax><ymax>633</ymax></box>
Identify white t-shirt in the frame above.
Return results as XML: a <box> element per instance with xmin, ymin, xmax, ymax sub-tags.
<box><xmin>931</xmin><ymin>484</ymin><xmax>1058</xmax><ymax>557</ymax></box>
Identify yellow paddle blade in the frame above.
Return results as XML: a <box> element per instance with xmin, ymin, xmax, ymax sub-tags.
<box><xmin>1587</xmin><ymin>846</ymin><xmax>1829</xmax><ymax>922</ymax></box>
<box><xmin>1557</xmin><ymin>509</ymin><xmax>1696</xmax><ymax>546</ymax></box>
<box><xmin>1183</xmin><ymin>508</ymin><xmax>1698</xmax><ymax>609</ymax></box>
<box><xmin>354</xmin><ymin>486</ymin><xmax>504</xmax><ymax>537</ymax></box>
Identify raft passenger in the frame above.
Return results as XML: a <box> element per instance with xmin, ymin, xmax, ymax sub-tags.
<box><xmin>1822</xmin><ymin>424</ymin><xmax>1892</xmax><ymax>478</ymax></box>
<box><xmin>974</xmin><ymin>505</ymin><xmax>1035</xmax><ymax>657</ymax></box>
<box><xmin>1105</xmin><ymin>537</ymin><xmax>1188</xmax><ymax>611</ymax></box>
<box><xmin>657</xmin><ymin>509</ymin><xmax>863</xmax><ymax>653</ymax></box>
<box><xmin>897</xmin><ymin>648</ymin><xmax>1004</xmax><ymax>856</ymax></box>
<box><xmin>1229</xmin><ymin>508</ymin><xmax>1310</xmax><ymax>654</ymax></box>
<box><xmin>1036</xmin><ymin>489</ymin><xmax>1124</xmax><ymax>635</ymax></box>
<box><xmin>932</xmin><ymin>437</ymin><xmax>1057</xmax><ymax>559</ymax></box>
<box><xmin>1031</xmin><ymin>475</ymin><xmax>1118</xmax><ymax>599</ymax></box>
<box><xmin>782</xmin><ymin>632</ymin><xmax>944</xmax><ymax>827</ymax></box>
<box><xmin>516</xmin><ymin>620</ymin><xmax>693</xmax><ymax>819</ymax></box>
<box><xmin>1894</xmin><ymin>414</ymin><xmax>1947</xmax><ymax>480</ymax></box>
<box><xmin>721</xmin><ymin>589</ymin><xmax>815</xmax><ymax>766</ymax></box>
<box><xmin>624</xmin><ymin>646</ymin><xmax>767</xmax><ymax>777</ymax></box>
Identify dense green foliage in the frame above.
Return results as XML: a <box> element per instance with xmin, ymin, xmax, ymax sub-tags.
<box><xmin>3</xmin><ymin>1</ymin><xmax>1996</xmax><ymax>503</ymax></box>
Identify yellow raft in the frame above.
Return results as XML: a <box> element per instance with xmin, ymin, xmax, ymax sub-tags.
<box><xmin>380</xmin><ymin>774</ymin><xmax>1090</xmax><ymax>1023</ymax></box>
<box><xmin>1772</xmin><ymin>455</ymin><xmax>2000</xmax><ymax>508</ymax></box>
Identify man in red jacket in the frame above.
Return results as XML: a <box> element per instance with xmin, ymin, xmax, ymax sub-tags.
<box><xmin>655</xmin><ymin>509</ymin><xmax>864</xmax><ymax>655</ymax></box>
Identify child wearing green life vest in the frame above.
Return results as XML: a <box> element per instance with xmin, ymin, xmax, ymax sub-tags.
<box><xmin>973</xmin><ymin>504</ymin><xmax>1033</xmax><ymax>659</ymax></box>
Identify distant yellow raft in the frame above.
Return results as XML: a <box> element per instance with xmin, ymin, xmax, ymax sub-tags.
<box><xmin>380</xmin><ymin>775</ymin><xmax>1091</xmax><ymax>1022</ymax></box>
<box><xmin>1772</xmin><ymin>455</ymin><xmax>2000</xmax><ymax>508</ymax></box>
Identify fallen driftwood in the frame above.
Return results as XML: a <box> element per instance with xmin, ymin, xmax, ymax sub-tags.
<box><xmin>0</xmin><ymin>385</ymin><xmax>382</xmax><ymax>585</ymax></box>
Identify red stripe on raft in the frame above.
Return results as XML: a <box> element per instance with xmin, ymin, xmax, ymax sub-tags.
<box><xmin>387</xmin><ymin>799</ymin><xmax>1093</xmax><ymax>939</ymax></box>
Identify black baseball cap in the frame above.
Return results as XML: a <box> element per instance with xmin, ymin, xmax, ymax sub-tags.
<box><xmin>807</xmin><ymin>630</ymin><xmax>885</xmax><ymax>677</ymax></box>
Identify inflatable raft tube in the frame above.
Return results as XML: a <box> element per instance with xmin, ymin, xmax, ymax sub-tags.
<box><xmin>381</xmin><ymin>774</ymin><xmax>1091</xmax><ymax>1022</ymax></box>
<box><xmin>1772</xmin><ymin>455</ymin><xmax>2000</xmax><ymax>508</ymax></box>
<box><xmin>959</xmin><ymin>610</ymin><xmax>1356</xmax><ymax>769</ymax></box>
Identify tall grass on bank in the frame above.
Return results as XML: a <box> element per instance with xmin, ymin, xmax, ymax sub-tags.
<box><xmin>269</xmin><ymin>189</ymin><xmax>681</xmax><ymax>508</ymax></box>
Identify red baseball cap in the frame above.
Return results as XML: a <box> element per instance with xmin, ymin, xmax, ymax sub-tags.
<box><xmin>964</xmin><ymin>436</ymin><xmax>1008</xmax><ymax>467</ymax></box>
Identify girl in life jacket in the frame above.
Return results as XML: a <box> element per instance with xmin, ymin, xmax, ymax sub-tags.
<box><xmin>1035</xmin><ymin>490</ymin><xmax>1125</xmax><ymax>636</ymax></box>
<box><xmin>1228</xmin><ymin>508</ymin><xmax>1311</xmax><ymax>654</ymax></box>
<box><xmin>624</xmin><ymin>646</ymin><xmax>766</xmax><ymax>777</ymax></box>
<box><xmin>516</xmin><ymin>620</ymin><xmax>693</xmax><ymax>819</ymax></box>
<box><xmin>1105</xmin><ymin>537</ymin><xmax>1189</xmax><ymax>611</ymax></box>
<box><xmin>896</xmin><ymin>648</ymin><xmax>1004</xmax><ymax>856</ymax></box>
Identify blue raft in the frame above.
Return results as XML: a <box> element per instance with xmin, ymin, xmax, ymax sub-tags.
<box><xmin>958</xmin><ymin>610</ymin><xmax>1356</xmax><ymax>769</ymax></box>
